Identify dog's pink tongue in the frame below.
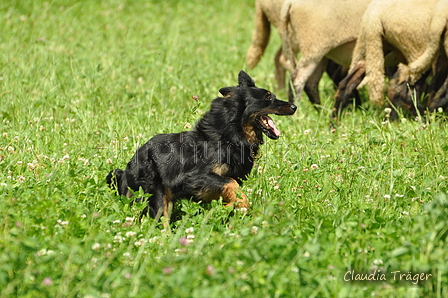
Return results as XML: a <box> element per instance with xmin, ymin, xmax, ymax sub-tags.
<box><xmin>267</xmin><ymin>117</ymin><xmax>280</xmax><ymax>136</ymax></box>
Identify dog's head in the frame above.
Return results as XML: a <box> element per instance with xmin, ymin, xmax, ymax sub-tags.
<box><xmin>219</xmin><ymin>70</ymin><xmax>296</xmax><ymax>142</ymax></box>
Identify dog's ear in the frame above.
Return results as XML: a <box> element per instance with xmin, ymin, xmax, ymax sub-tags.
<box><xmin>238</xmin><ymin>70</ymin><xmax>255</xmax><ymax>87</ymax></box>
<box><xmin>219</xmin><ymin>86</ymin><xmax>234</xmax><ymax>97</ymax></box>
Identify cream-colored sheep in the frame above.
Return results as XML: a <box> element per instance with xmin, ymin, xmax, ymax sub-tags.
<box><xmin>245</xmin><ymin>0</ymin><xmax>330</xmax><ymax>107</ymax></box>
<box><xmin>344</xmin><ymin>0</ymin><xmax>439</xmax><ymax>108</ymax></box>
<box><xmin>398</xmin><ymin>0</ymin><xmax>448</xmax><ymax>112</ymax></box>
<box><xmin>280</xmin><ymin>0</ymin><xmax>372</xmax><ymax>103</ymax></box>
<box><xmin>246</xmin><ymin>0</ymin><xmax>369</xmax><ymax>107</ymax></box>
<box><xmin>246</xmin><ymin>0</ymin><xmax>289</xmax><ymax>89</ymax></box>
<box><xmin>406</xmin><ymin>0</ymin><xmax>448</xmax><ymax>84</ymax></box>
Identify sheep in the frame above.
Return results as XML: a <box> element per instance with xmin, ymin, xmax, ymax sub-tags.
<box><xmin>280</xmin><ymin>0</ymin><xmax>373</xmax><ymax>105</ymax></box>
<box><xmin>406</xmin><ymin>0</ymin><xmax>448</xmax><ymax>82</ymax></box>
<box><xmin>246</xmin><ymin>0</ymin><xmax>369</xmax><ymax>107</ymax></box>
<box><xmin>333</xmin><ymin>0</ymin><xmax>440</xmax><ymax>118</ymax></box>
<box><xmin>404</xmin><ymin>0</ymin><xmax>448</xmax><ymax>111</ymax></box>
<box><xmin>246</xmin><ymin>0</ymin><xmax>290</xmax><ymax>89</ymax></box>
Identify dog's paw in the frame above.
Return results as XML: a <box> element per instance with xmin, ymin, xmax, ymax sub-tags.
<box><xmin>226</xmin><ymin>198</ymin><xmax>250</xmax><ymax>212</ymax></box>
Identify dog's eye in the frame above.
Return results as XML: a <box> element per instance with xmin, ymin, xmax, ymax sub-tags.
<box><xmin>266</xmin><ymin>92</ymin><xmax>273</xmax><ymax>101</ymax></box>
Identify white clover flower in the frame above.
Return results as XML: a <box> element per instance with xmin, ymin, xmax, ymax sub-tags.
<box><xmin>114</xmin><ymin>235</ymin><xmax>124</xmax><ymax>243</ymax></box>
<box><xmin>91</xmin><ymin>243</ymin><xmax>101</xmax><ymax>251</ymax></box>
<box><xmin>186</xmin><ymin>227</ymin><xmax>194</xmax><ymax>234</ymax></box>
<box><xmin>235</xmin><ymin>207</ymin><xmax>248</xmax><ymax>212</ymax></box>
<box><xmin>125</xmin><ymin>231</ymin><xmax>136</xmax><ymax>238</ymax></box>
<box><xmin>373</xmin><ymin>259</ymin><xmax>383</xmax><ymax>265</ymax></box>
<box><xmin>27</xmin><ymin>161</ymin><xmax>38</xmax><ymax>171</ymax></box>
<box><xmin>37</xmin><ymin>249</ymin><xmax>48</xmax><ymax>256</ymax></box>
<box><xmin>148</xmin><ymin>236</ymin><xmax>160</xmax><ymax>243</ymax></box>
<box><xmin>134</xmin><ymin>238</ymin><xmax>146</xmax><ymax>247</ymax></box>
<box><xmin>251</xmin><ymin>226</ymin><xmax>259</xmax><ymax>235</ymax></box>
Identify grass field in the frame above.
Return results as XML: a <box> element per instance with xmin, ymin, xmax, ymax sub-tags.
<box><xmin>1</xmin><ymin>0</ymin><xmax>448</xmax><ymax>297</ymax></box>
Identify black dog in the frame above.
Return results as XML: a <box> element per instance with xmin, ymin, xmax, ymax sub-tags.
<box><xmin>107</xmin><ymin>70</ymin><xmax>296</xmax><ymax>225</ymax></box>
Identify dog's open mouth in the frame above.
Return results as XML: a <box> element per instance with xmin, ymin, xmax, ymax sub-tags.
<box><xmin>258</xmin><ymin>115</ymin><xmax>280</xmax><ymax>140</ymax></box>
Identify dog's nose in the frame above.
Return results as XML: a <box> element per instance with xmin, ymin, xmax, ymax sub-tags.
<box><xmin>290</xmin><ymin>104</ymin><xmax>297</xmax><ymax>112</ymax></box>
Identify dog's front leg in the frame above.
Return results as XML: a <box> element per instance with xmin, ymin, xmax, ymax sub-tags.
<box><xmin>221</xmin><ymin>178</ymin><xmax>250</xmax><ymax>210</ymax></box>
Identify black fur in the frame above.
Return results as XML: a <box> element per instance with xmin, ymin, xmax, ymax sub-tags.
<box><xmin>107</xmin><ymin>70</ymin><xmax>296</xmax><ymax>222</ymax></box>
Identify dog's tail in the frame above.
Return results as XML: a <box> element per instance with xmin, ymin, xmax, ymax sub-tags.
<box><xmin>246</xmin><ymin>0</ymin><xmax>271</xmax><ymax>69</ymax></box>
<box><xmin>106</xmin><ymin>169</ymin><xmax>127</xmax><ymax>196</ymax></box>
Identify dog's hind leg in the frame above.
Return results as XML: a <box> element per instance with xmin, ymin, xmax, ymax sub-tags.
<box><xmin>138</xmin><ymin>185</ymin><xmax>173</xmax><ymax>229</ymax></box>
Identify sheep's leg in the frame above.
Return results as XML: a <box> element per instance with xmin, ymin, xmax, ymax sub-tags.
<box><xmin>429</xmin><ymin>76</ymin><xmax>448</xmax><ymax>112</ymax></box>
<box><xmin>326</xmin><ymin>61</ymin><xmax>362</xmax><ymax>107</ymax></box>
<box><xmin>427</xmin><ymin>52</ymin><xmax>448</xmax><ymax>98</ymax></box>
<box><xmin>332</xmin><ymin>62</ymin><xmax>366</xmax><ymax>119</ymax></box>
<box><xmin>303</xmin><ymin>58</ymin><xmax>327</xmax><ymax>109</ymax></box>
<box><xmin>388</xmin><ymin>68</ymin><xmax>430</xmax><ymax>119</ymax></box>
<box><xmin>387</xmin><ymin>70</ymin><xmax>409</xmax><ymax>121</ymax></box>
<box><xmin>326</xmin><ymin>60</ymin><xmax>346</xmax><ymax>90</ymax></box>
<box><xmin>274</xmin><ymin>47</ymin><xmax>286</xmax><ymax>89</ymax></box>
<box><xmin>409</xmin><ymin>70</ymin><xmax>431</xmax><ymax>116</ymax></box>
<box><xmin>289</xmin><ymin>59</ymin><xmax>319</xmax><ymax>103</ymax></box>
<box><xmin>246</xmin><ymin>2</ymin><xmax>270</xmax><ymax>69</ymax></box>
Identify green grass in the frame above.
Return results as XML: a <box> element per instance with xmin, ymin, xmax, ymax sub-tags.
<box><xmin>1</xmin><ymin>0</ymin><xmax>448</xmax><ymax>297</ymax></box>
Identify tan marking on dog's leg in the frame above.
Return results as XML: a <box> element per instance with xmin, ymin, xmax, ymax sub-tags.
<box><xmin>162</xmin><ymin>187</ymin><xmax>173</xmax><ymax>229</ymax></box>
<box><xmin>221</xmin><ymin>178</ymin><xmax>249</xmax><ymax>210</ymax></box>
